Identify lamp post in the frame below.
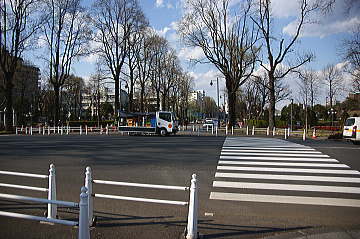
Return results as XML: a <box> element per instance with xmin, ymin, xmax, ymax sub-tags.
<box><xmin>210</xmin><ymin>78</ymin><xmax>220</xmax><ymax>120</ymax></box>
<box><xmin>290</xmin><ymin>99</ymin><xmax>293</xmax><ymax>132</ymax></box>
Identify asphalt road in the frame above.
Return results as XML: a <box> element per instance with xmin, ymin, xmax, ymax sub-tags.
<box><xmin>0</xmin><ymin>135</ymin><xmax>359</xmax><ymax>239</ymax></box>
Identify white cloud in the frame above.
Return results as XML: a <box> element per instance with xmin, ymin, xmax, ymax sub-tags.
<box><xmin>155</xmin><ymin>26</ymin><xmax>171</xmax><ymax>37</ymax></box>
<box><xmin>155</xmin><ymin>0</ymin><xmax>164</xmax><ymax>8</ymax></box>
<box><xmin>178</xmin><ymin>46</ymin><xmax>205</xmax><ymax>61</ymax></box>
<box><xmin>282</xmin><ymin>0</ymin><xmax>360</xmax><ymax>38</ymax></box>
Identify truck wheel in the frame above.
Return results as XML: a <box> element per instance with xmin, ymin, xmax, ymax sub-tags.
<box><xmin>160</xmin><ymin>128</ymin><xmax>167</xmax><ymax>136</ymax></box>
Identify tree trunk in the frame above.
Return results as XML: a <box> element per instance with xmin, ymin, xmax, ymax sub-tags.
<box><xmin>115</xmin><ymin>77</ymin><xmax>120</xmax><ymax>115</ymax></box>
<box><xmin>156</xmin><ymin>90</ymin><xmax>160</xmax><ymax>111</ymax></box>
<box><xmin>54</xmin><ymin>85</ymin><xmax>60</xmax><ymax>126</ymax></box>
<box><xmin>5</xmin><ymin>84</ymin><xmax>13</xmax><ymax>131</ymax></box>
<box><xmin>140</xmin><ymin>87</ymin><xmax>145</xmax><ymax>112</ymax></box>
<box><xmin>227</xmin><ymin>90</ymin><xmax>237</xmax><ymax>128</ymax></box>
<box><xmin>268</xmin><ymin>75</ymin><xmax>276</xmax><ymax>129</ymax></box>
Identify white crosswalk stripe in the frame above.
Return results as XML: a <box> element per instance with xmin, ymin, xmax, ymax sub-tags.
<box><xmin>209</xmin><ymin>137</ymin><xmax>360</xmax><ymax>207</ymax></box>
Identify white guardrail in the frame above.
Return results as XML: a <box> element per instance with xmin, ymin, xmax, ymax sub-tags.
<box><xmin>84</xmin><ymin>166</ymin><xmax>199</xmax><ymax>239</ymax></box>
<box><xmin>0</xmin><ymin>164</ymin><xmax>57</xmax><ymax>219</ymax></box>
<box><xmin>0</xmin><ymin>165</ymin><xmax>90</xmax><ymax>238</ymax></box>
<box><xmin>15</xmin><ymin>125</ymin><xmax>117</xmax><ymax>136</ymax></box>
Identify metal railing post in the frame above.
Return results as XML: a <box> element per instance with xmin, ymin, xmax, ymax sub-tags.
<box><xmin>246</xmin><ymin>126</ymin><xmax>249</xmax><ymax>135</ymax></box>
<box><xmin>85</xmin><ymin>167</ymin><xmax>93</xmax><ymax>226</ymax></box>
<box><xmin>47</xmin><ymin>164</ymin><xmax>57</xmax><ymax>219</ymax></box>
<box><xmin>273</xmin><ymin>127</ymin><xmax>276</xmax><ymax>136</ymax></box>
<box><xmin>231</xmin><ymin>126</ymin><xmax>234</xmax><ymax>135</ymax></box>
<box><xmin>252</xmin><ymin>126</ymin><xmax>255</xmax><ymax>135</ymax></box>
<box><xmin>186</xmin><ymin>174</ymin><xmax>198</xmax><ymax>239</ymax></box>
<box><xmin>284</xmin><ymin>128</ymin><xmax>287</xmax><ymax>139</ymax></box>
<box><xmin>61</xmin><ymin>126</ymin><xmax>63</xmax><ymax>135</ymax></box>
<box><xmin>79</xmin><ymin>187</ymin><xmax>90</xmax><ymax>239</ymax></box>
<box><xmin>303</xmin><ymin>129</ymin><xmax>306</xmax><ymax>141</ymax></box>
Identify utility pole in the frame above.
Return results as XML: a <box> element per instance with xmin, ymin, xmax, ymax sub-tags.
<box><xmin>290</xmin><ymin>99</ymin><xmax>293</xmax><ymax>132</ymax></box>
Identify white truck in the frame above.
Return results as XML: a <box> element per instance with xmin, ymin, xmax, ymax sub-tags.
<box><xmin>343</xmin><ymin>117</ymin><xmax>360</xmax><ymax>145</ymax></box>
<box><xmin>118</xmin><ymin>111</ymin><xmax>178</xmax><ymax>136</ymax></box>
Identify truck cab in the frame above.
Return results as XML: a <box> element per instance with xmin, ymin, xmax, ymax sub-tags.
<box><xmin>343</xmin><ymin>117</ymin><xmax>360</xmax><ymax>145</ymax></box>
<box><xmin>155</xmin><ymin>111</ymin><xmax>178</xmax><ymax>136</ymax></box>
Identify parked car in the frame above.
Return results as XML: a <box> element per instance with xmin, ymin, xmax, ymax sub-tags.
<box><xmin>343</xmin><ymin>117</ymin><xmax>360</xmax><ymax>145</ymax></box>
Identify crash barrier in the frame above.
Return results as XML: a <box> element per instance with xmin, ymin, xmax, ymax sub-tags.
<box><xmin>15</xmin><ymin>125</ymin><xmax>117</xmax><ymax>136</ymax></box>
<box><xmin>84</xmin><ymin>167</ymin><xmax>199</xmax><ymax>239</ymax></box>
<box><xmin>0</xmin><ymin>187</ymin><xmax>90</xmax><ymax>239</ymax></box>
<box><xmin>0</xmin><ymin>164</ymin><xmax>57</xmax><ymax>219</ymax></box>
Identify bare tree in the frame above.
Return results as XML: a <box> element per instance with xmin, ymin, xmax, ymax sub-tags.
<box><xmin>43</xmin><ymin>0</ymin><xmax>90</xmax><ymax>125</ymax></box>
<box><xmin>297</xmin><ymin>69</ymin><xmax>321</xmax><ymax>108</ymax></box>
<box><xmin>322</xmin><ymin>64</ymin><xmax>343</xmax><ymax>108</ymax></box>
<box><xmin>0</xmin><ymin>0</ymin><xmax>42</xmax><ymax>130</ymax></box>
<box><xmin>250</xmin><ymin>0</ymin><xmax>332</xmax><ymax>129</ymax></box>
<box><xmin>135</xmin><ymin>30</ymin><xmax>157</xmax><ymax>112</ymax></box>
<box><xmin>342</xmin><ymin>24</ymin><xmax>360</xmax><ymax>92</ymax></box>
<box><xmin>91</xmin><ymin>0</ymin><xmax>144</xmax><ymax>115</ymax></box>
<box><xmin>179</xmin><ymin>0</ymin><xmax>259</xmax><ymax>127</ymax></box>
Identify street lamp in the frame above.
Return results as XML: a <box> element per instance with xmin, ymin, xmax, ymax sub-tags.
<box><xmin>290</xmin><ymin>99</ymin><xmax>293</xmax><ymax>132</ymax></box>
<box><xmin>210</xmin><ymin>77</ymin><xmax>220</xmax><ymax>120</ymax></box>
<box><xmin>328</xmin><ymin>108</ymin><xmax>336</xmax><ymax>127</ymax></box>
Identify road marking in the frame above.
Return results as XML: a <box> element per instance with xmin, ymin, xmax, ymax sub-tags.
<box><xmin>220</xmin><ymin>155</ymin><xmax>338</xmax><ymax>162</ymax></box>
<box><xmin>215</xmin><ymin>172</ymin><xmax>360</xmax><ymax>183</ymax></box>
<box><xmin>218</xmin><ymin>161</ymin><xmax>348</xmax><ymax>168</ymax></box>
<box><xmin>217</xmin><ymin>166</ymin><xmax>360</xmax><ymax>175</ymax></box>
<box><xmin>209</xmin><ymin>192</ymin><xmax>360</xmax><ymax>207</ymax></box>
<box><xmin>222</xmin><ymin>147</ymin><xmax>315</xmax><ymax>151</ymax></box>
<box><xmin>213</xmin><ymin>181</ymin><xmax>360</xmax><ymax>194</ymax></box>
<box><xmin>219</xmin><ymin>152</ymin><xmax>330</xmax><ymax>157</ymax></box>
<box><xmin>222</xmin><ymin>149</ymin><xmax>321</xmax><ymax>154</ymax></box>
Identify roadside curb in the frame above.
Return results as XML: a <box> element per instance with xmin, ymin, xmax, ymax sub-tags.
<box><xmin>263</xmin><ymin>230</ymin><xmax>360</xmax><ymax>239</ymax></box>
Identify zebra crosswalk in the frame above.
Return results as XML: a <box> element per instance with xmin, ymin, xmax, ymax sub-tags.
<box><xmin>209</xmin><ymin>137</ymin><xmax>360</xmax><ymax>207</ymax></box>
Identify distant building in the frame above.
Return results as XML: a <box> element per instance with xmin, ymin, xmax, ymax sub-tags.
<box><xmin>189</xmin><ymin>90</ymin><xmax>205</xmax><ymax>103</ymax></box>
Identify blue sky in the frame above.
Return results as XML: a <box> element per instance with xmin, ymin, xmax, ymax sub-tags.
<box><xmin>30</xmin><ymin>0</ymin><xmax>360</xmax><ymax>109</ymax></box>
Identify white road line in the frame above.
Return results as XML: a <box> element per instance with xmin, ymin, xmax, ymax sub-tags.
<box><xmin>215</xmin><ymin>172</ymin><xmax>360</xmax><ymax>183</ymax></box>
<box><xmin>217</xmin><ymin>166</ymin><xmax>360</xmax><ymax>175</ymax></box>
<box><xmin>218</xmin><ymin>161</ymin><xmax>348</xmax><ymax>168</ymax></box>
<box><xmin>209</xmin><ymin>192</ymin><xmax>360</xmax><ymax>207</ymax></box>
<box><xmin>222</xmin><ymin>147</ymin><xmax>315</xmax><ymax>151</ymax></box>
<box><xmin>219</xmin><ymin>152</ymin><xmax>330</xmax><ymax>157</ymax></box>
<box><xmin>213</xmin><ymin>181</ymin><xmax>360</xmax><ymax>194</ymax></box>
<box><xmin>220</xmin><ymin>156</ymin><xmax>338</xmax><ymax>162</ymax></box>
<box><xmin>222</xmin><ymin>149</ymin><xmax>321</xmax><ymax>154</ymax></box>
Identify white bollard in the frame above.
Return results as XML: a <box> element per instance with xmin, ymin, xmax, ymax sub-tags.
<box><xmin>43</xmin><ymin>127</ymin><xmax>45</xmax><ymax>135</ymax></box>
<box><xmin>288</xmin><ymin>127</ymin><xmax>290</xmax><ymax>137</ymax></box>
<box><xmin>246</xmin><ymin>126</ymin><xmax>249</xmax><ymax>135</ymax></box>
<box><xmin>232</xmin><ymin>126</ymin><xmax>234</xmax><ymax>135</ymax></box>
<box><xmin>48</xmin><ymin>127</ymin><xmax>50</xmax><ymax>135</ymax></box>
<box><xmin>211</xmin><ymin>125</ymin><xmax>214</xmax><ymax>135</ymax></box>
<box><xmin>273</xmin><ymin>127</ymin><xmax>276</xmax><ymax>136</ymax></box>
<box><xmin>303</xmin><ymin>129</ymin><xmax>306</xmax><ymax>141</ymax></box>
<box><xmin>25</xmin><ymin>127</ymin><xmax>28</xmax><ymax>135</ymax></box>
<box><xmin>78</xmin><ymin>187</ymin><xmax>90</xmax><ymax>239</ymax></box>
<box><xmin>47</xmin><ymin>164</ymin><xmax>57</xmax><ymax>219</ymax></box>
<box><xmin>206</xmin><ymin>125</ymin><xmax>208</xmax><ymax>132</ymax></box>
<box><xmin>266</xmin><ymin>127</ymin><xmax>270</xmax><ymax>136</ymax></box>
<box><xmin>312</xmin><ymin>128</ymin><xmax>316</xmax><ymax>138</ymax></box>
<box><xmin>225</xmin><ymin>125</ymin><xmax>228</xmax><ymax>135</ymax></box>
<box><xmin>85</xmin><ymin>167</ymin><xmax>93</xmax><ymax>227</ymax></box>
<box><xmin>252</xmin><ymin>126</ymin><xmax>255</xmax><ymax>136</ymax></box>
<box><xmin>186</xmin><ymin>174</ymin><xmax>198</xmax><ymax>239</ymax></box>
<box><xmin>216</xmin><ymin>126</ymin><xmax>218</xmax><ymax>136</ymax></box>
<box><xmin>85</xmin><ymin>125</ymin><xmax>88</xmax><ymax>135</ymax></box>
<box><xmin>106</xmin><ymin>124</ymin><xmax>109</xmax><ymax>135</ymax></box>
<box><xmin>100</xmin><ymin>126</ymin><xmax>103</xmax><ymax>135</ymax></box>
<box><xmin>53</xmin><ymin>126</ymin><xmax>56</xmax><ymax>134</ymax></box>
<box><xmin>57</xmin><ymin>126</ymin><xmax>60</xmax><ymax>134</ymax></box>
<box><xmin>67</xmin><ymin>125</ymin><xmax>69</xmax><ymax>135</ymax></box>
<box><xmin>192</xmin><ymin>125</ymin><xmax>195</xmax><ymax>132</ymax></box>
<box><xmin>80</xmin><ymin>126</ymin><xmax>82</xmax><ymax>135</ymax></box>
<box><xmin>15</xmin><ymin>127</ymin><xmax>18</xmax><ymax>135</ymax></box>
<box><xmin>284</xmin><ymin>128</ymin><xmax>288</xmax><ymax>139</ymax></box>
<box><xmin>30</xmin><ymin>126</ymin><xmax>33</xmax><ymax>135</ymax></box>
<box><xmin>21</xmin><ymin>125</ymin><xmax>23</xmax><ymax>133</ymax></box>
<box><xmin>60</xmin><ymin>126</ymin><xmax>63</xmax><ymax>135</ymax></box>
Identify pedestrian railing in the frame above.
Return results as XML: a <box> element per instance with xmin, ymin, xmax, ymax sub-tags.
<box><xmin>15</xmin><ymin>125</ymin><xmax>116</xmax><ymax>136</ymax></box>
<box><xmin>84</xmin><ymin>167</ymin><xmax>199</xmax><ymax>239</ymax></box>
<box><xmin>0</xmin><ymin>187</ymin><xmax>90</xmax><ymax>239</ymax></box>
<box><xmin>0</xmin><ymin>164</ymin><xmax>57</xmax><ymax>219</ymax></box>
